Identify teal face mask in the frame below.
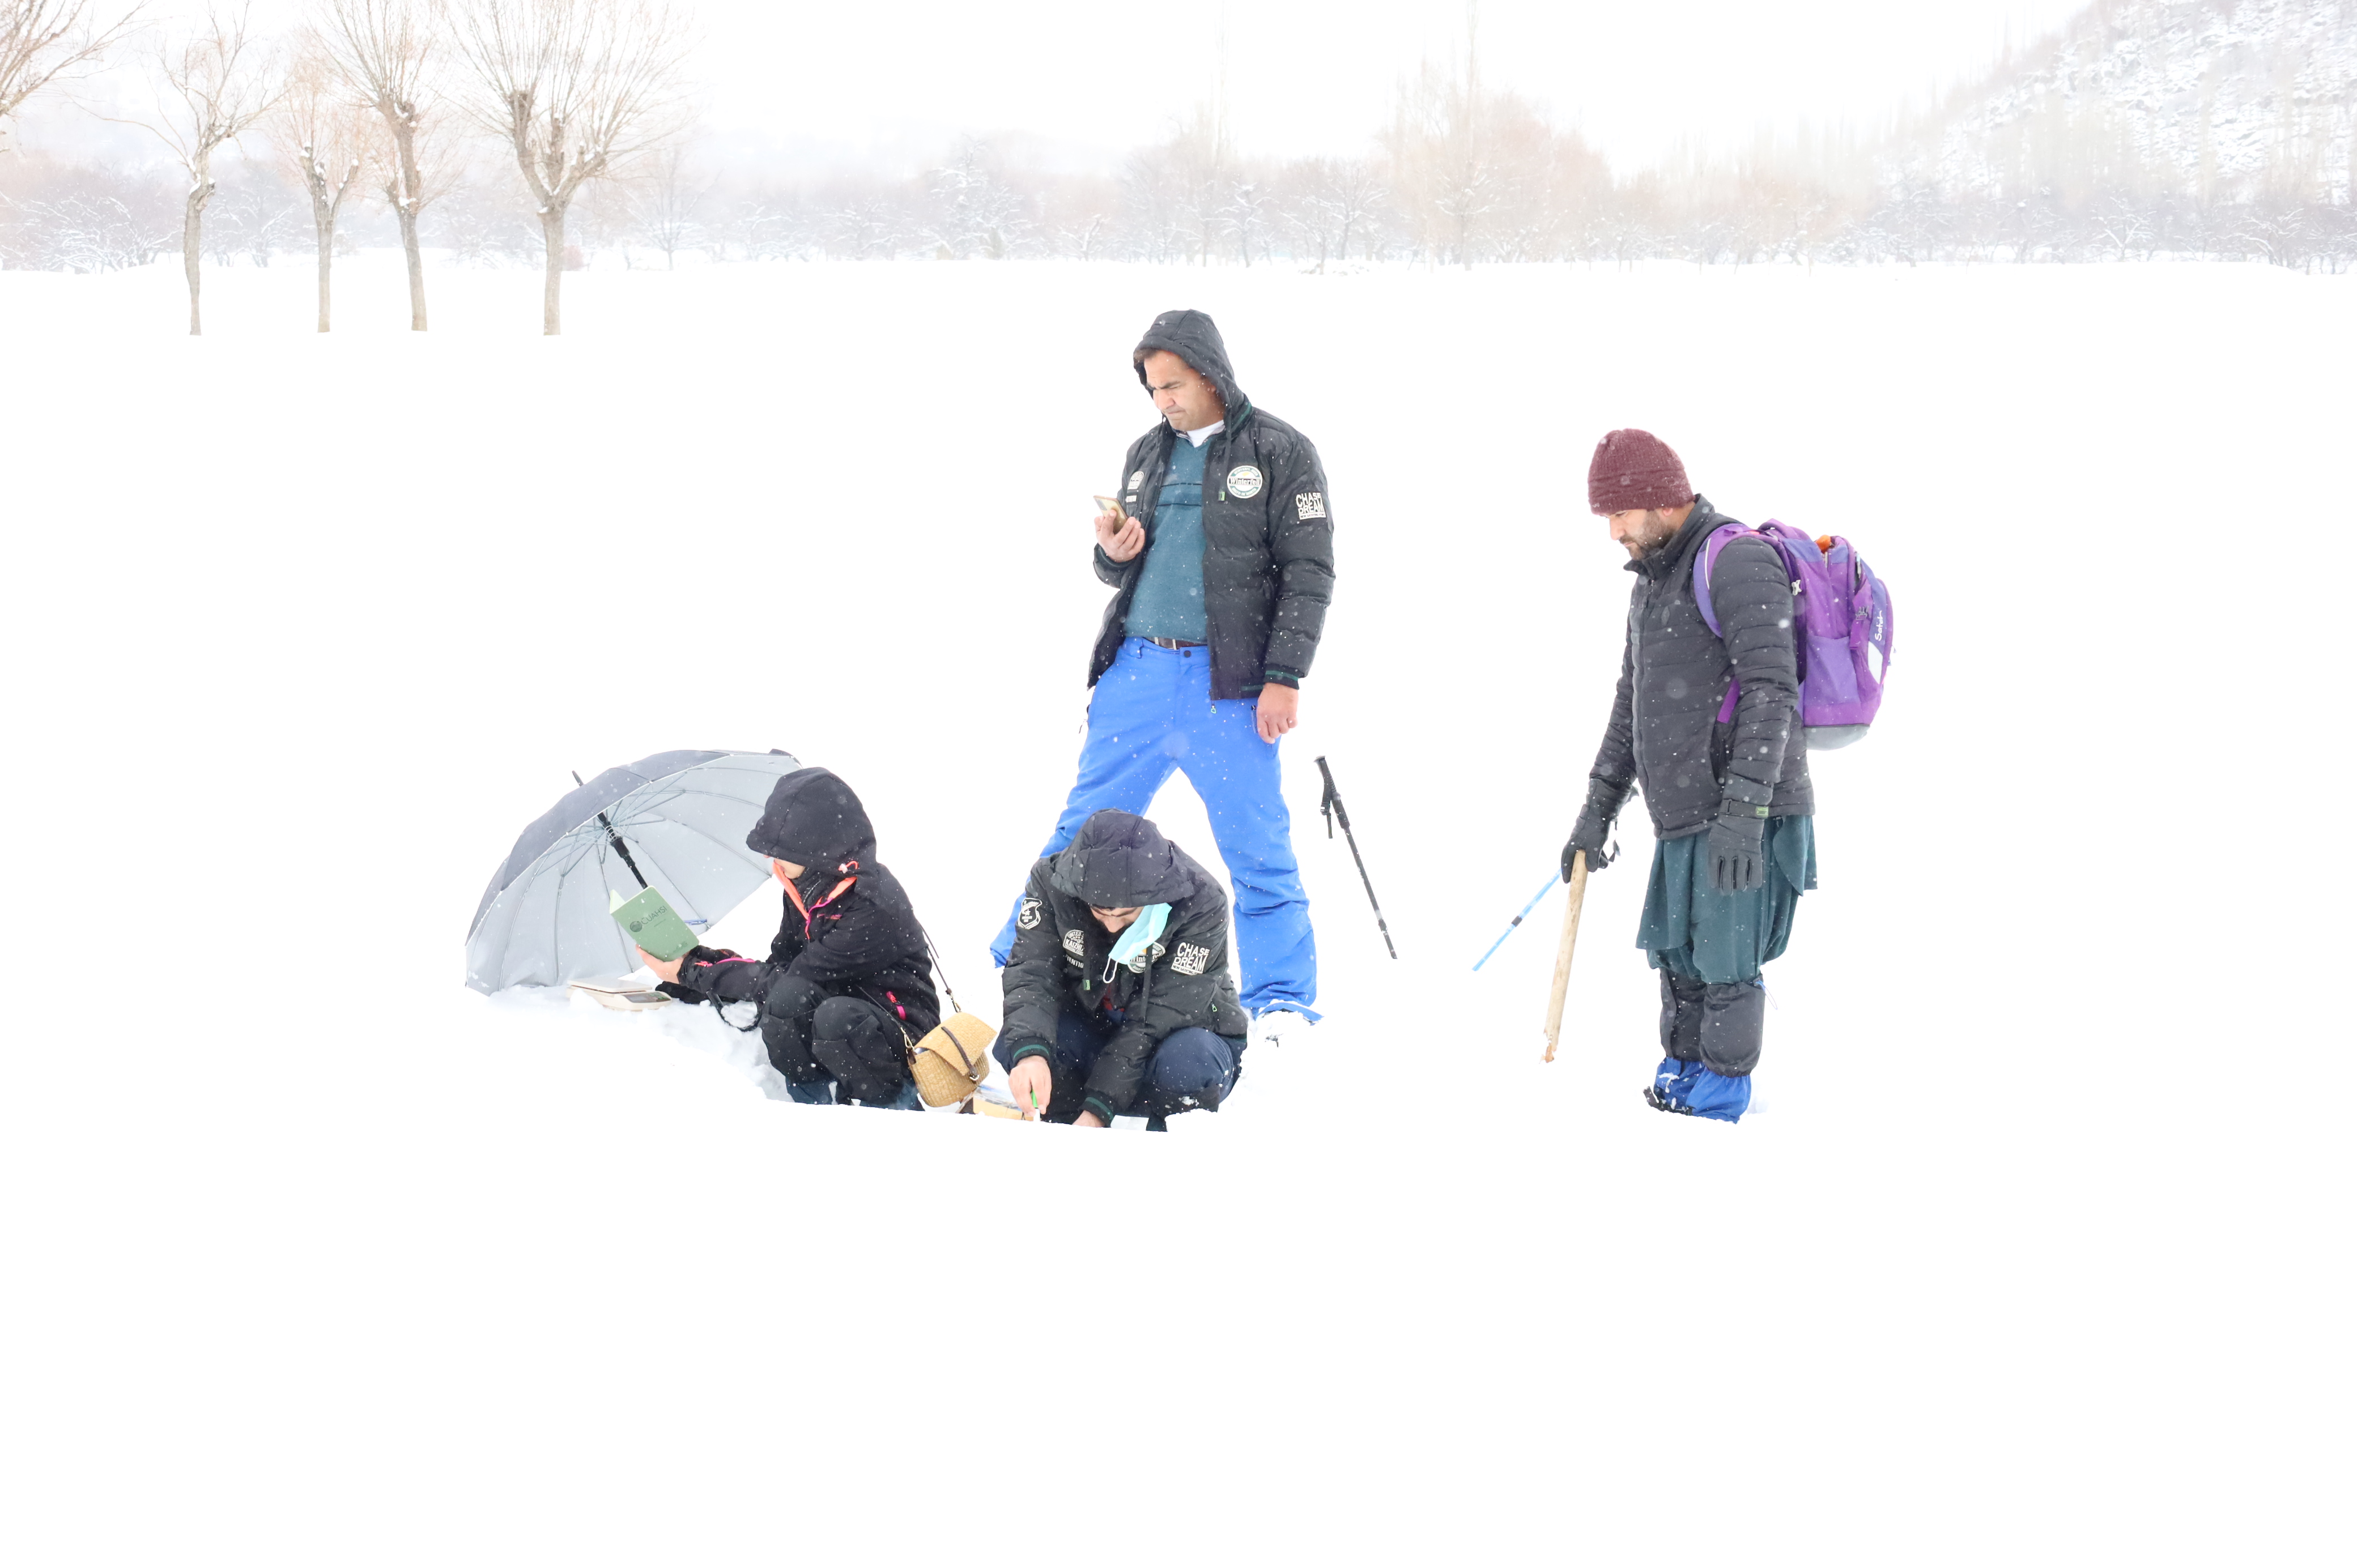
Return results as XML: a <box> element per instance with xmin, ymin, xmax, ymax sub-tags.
<box><xmin>1103</xmin><ymin>903</ymin><xmax>1172</xmax><ymax>979</ymax></box>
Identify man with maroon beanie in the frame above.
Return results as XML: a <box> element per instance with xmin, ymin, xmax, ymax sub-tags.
<box><xmin>1562</xmin><ymin>430</ymin><xmax>1815</xmax><ymax>1123</ymax></box>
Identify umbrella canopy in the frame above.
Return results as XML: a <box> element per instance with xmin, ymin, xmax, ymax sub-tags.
<box><xmin>466</xmin><ymin>749</ymin><xmax>805</xmax><ymax>994</ymax></box>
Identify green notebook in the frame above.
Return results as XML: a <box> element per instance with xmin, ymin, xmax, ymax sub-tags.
<box><xmin>610</xmin><ymin>885</ymin><xmax>699</xmax><ymax>964</ymax></box>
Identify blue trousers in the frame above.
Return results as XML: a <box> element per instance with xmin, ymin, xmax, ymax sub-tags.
<box><xmin>990</xmin><ymin>637</ymin><xmax>1317</xmax><ymax>1017</ymax></box>
<box><xmin>990</xmin><ymin>1006</ymin><xmax>1243</xmax><ymax>1123</ymax></box>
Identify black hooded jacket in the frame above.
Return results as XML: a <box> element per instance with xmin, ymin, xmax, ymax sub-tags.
<box><xmin>1001</xmin><ymin>811</ymin><xmax>1249</xmax><ymax>1123</ymax></box>
<box><xmin>667</xmin><ymin>768</ymin><xmax>941</xmax><ymax>1038</ymax></box>
<box><xmin>1589</xmin><ymin>496</ymin><xmax>1814</xmax><ymax>837</ymax></box>
<box><xmin>1091</xmin><ymin>310</ymin><xmax>1337</xmax><ymax>701</ymax></box>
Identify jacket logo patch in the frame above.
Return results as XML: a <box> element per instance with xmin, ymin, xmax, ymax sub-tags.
<box><xmin>1016</xmin><ymin>897</ymin><xmax>1042</xmax><ymax>931</ymax></box>
<box><xmin>1171</xmin><ymin>941</ymin><xmax>1210</xmax><ymax>977</ymax></box>
<box><xmin>1294</xmin><ymin>491</ymin><xmax>1326</xmax><ymax>520</ymax></box>
<box><xmin>1226</xmin><ymin>464</ymin><xmax>1265</xmax><ymax>499</ymax></box>
<box><xmin>1062</xmin><ymin>928</ymin><xmax>1086</xmax><ymax>957</ymax></box>
<box><xmin>1128</xmin><ymin>470</ymin><xmax>1146</xmax><ymax>491</ymax></box>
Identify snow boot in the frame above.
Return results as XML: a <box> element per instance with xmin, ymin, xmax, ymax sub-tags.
<box><xmin>1649</xmin><ymin>1055</ymin><xmax>1703</xmax><ymax>1105</ymax></box>
<box><xmin>1644</xmin><ymin>1064</ymin><xmax>1751</xmax><ymax>1123</ymax></box>
<box><xmin>1249</xmin><ymin>1007</ymin><xmax>1316</xmax><ymax>1050</ymax></box>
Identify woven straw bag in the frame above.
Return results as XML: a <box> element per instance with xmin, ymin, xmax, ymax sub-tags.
<box><xmin>907</xmin><ymin>1013</ymin><xmax>997</xmax><ymax>1107</ymax></box>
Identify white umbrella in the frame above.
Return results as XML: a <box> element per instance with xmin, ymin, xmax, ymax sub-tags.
<box><xmin>465</xmin><ymin>749</ymin><xmax>804</xmax><ymax>994</ymax></box>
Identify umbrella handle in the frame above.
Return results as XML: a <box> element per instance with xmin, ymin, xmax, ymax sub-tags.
<box><xmin>573</xmin><ymin>772</ymin><xmax>648</xmax><ymax>889</ymax></box>
<box><xmin>598</xmin><ymin>811</ymin><xmax>650</xmax><ymax>889</ymax></box>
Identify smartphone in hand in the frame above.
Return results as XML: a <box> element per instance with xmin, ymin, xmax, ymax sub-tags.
<box><xmin>1093</xmin><ymin>495</ymin><xmax>1128</xmax><ymax>520</ymax></box>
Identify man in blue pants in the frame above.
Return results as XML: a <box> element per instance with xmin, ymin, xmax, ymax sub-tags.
<box><xmin>989</xmin><ymin>310</ymin><xmax>1336</xmax><ymax>1033</ymax></box>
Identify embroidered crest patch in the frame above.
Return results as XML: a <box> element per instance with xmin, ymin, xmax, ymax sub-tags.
<box><xmin>1171</xmin><ymin>942</ymin><xmax>1210</xmax><ymax>977</ymax></box>
<box><xmin>1062</xmin><ymin>928</ymin><xmax>1086</xmax><ymax>957</ymax></box>
<box><xmin>1128</xmin><ymin>470</ymin><xmax>1146</xmax><ymax>491</ymax></box>
<box><xmin>1294</xmin><ymin>491</ymin><xmax>1327</xmax><ymax>520</ymax></box>
<box><xmin>1226</xmin><ymin>464</ymin><xmax>1265</xmax><ymax>499</ymax></box>
<box><xmin>1016</xmin><ymin>897</ymin><xmax>1042</xmax><ymax>931</ymax></box>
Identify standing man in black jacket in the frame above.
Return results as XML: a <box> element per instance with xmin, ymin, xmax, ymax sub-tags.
<box><xmin>640</xmin><ymin>768</ymin><xmax>939</xmax><ymax>1110</ymax></box>
<box><xmin>1561</xmin><ymin>431</ymin><xmax>1816</xmax><ymax>1124</ymax></box>
<box><xmin>988</xmin><ymin>309</ymin><xmax>1336</xmax><ymax>1039</ymax></box>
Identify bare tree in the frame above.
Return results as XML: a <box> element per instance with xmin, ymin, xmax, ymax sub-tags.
<box><xmin>117</xmin><ymin>3</ymin><xmax>280</xmax><ymax>335</ymax></box>
<box><xmin>1</xmin><ymin>1</ymin><xmax>143</xmax><ymax>122</ymax></box>
<box><xmin>273</xmin><ymin>35</ymin><xmax>376</xmax><ymax>330</ymax></box>
<box><xmin>444</xmin><ymin>0</ymin><xmax>695</xmax><ymax>334</ymax></box>
<box><xmin>922</xmin><ymin>140</ymin><xmax>1023</xmax><ymax>259</ymax></box>
<box><xmin>315</xmin><ymin>0</ymin><xmax>452</xmax><ymax>330</ymax></box>
<box><xmin>1324</xmin><ymin>157</ymin><xmax>1385</xmax><ymax>263</ymax></box>
<box><xmin>628</xmin><ymin>139</ymin><xmax>700</xmax><ymax>266</ymax></box>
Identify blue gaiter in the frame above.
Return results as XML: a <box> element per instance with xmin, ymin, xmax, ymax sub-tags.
<box><xmin>1124</xmin><ymin>438</ymin><xmax>1209</xmax><ymax>642</ymax></box>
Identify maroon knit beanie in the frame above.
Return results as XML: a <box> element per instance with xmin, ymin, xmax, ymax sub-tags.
<box><xmin>1588</xmin><ymin>429</ymin><xmax>1692</xmax><ymax>515</ymax></box>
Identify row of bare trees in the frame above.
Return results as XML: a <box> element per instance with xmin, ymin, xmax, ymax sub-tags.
<box><xmin>676</xmin><ymin>136</ymin><xmax>2352</xmax><ymax>275</ymax></box>
<box><xmin>1</xmin><ymin>0</ymin><xmax>693</xmax><ymax>332</ymax></box>
<box><xmin>662</xmin><ymin>33</ymin><xmax>2350</xmax><ymax>274</ymax></box>
<box><xmin>8</xmin><ymin>2</ymin><xmax>2352</xmax><ymax>296</ymax></box>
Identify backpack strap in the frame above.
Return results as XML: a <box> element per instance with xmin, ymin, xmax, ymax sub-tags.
<box><xmin>1692</xmin><ymin>522</ymin><xmax>1755</xmax><ymax>723</ymax></box>
<box><xmin>1690</xmin><ymin>522</ymin><xmax>1755</xmax><ymax>638</ymax></box>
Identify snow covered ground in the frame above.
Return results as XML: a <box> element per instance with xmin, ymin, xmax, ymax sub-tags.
<box><xmin>4</xmin><ymin>251</ymin><xmax>2348</xmax><ymax>1564</ymax></box>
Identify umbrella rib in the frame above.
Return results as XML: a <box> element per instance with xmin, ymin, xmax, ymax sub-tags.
<box><xmin>631</xmin><ymin>815</ymin><xmax>772</xmax><ymax>870</ymax></box>
<box><xmin>613</xmin><ymin>775</ymin><xmax>797</xmax><ymax>815</ymax></box>
<box><xmin>602</xmin><ymin>819</ymin><xmax>767</xmax><ymax>926</ymax></box>
<box><xmin>548</xmin><ymin>846</ymin><xmax>573</xmax><ymax>990</ymax></box>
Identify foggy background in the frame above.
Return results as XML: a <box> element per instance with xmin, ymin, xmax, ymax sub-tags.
<box><xmin>4</xmin><ymin>1</ymin><xmax>2352</xmax><ymax>279</ymax></box>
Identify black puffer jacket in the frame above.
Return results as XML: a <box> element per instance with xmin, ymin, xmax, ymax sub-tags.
<box><xmin>666</xmin><ymin>769</ymin><xmax>941</xmax><ymax>1038</ymax></box>
<box><xmin>1001</xmin><ymin>811</ymin><xmax>1249</xmax><ymax>1123</ymax></box>
<box><xmin>1589</xmin><ymin>496</ymin><xmax>1814</xmax><ymax>837</ymax></box>
<box><xmin>1090</xmin><ymin>310</ymin><xmax>1337</xmax><ymax>701</ymax></box>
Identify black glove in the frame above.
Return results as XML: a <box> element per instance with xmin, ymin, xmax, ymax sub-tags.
<box><xmin>654</xmin><ymin>945</ymin><xmax>740</xmax><ymax>1003</ymax></box>
<box><xmin>1708</xmin><ymin>800</ymin><xmax>1769</xmax><ymax>894</ymax></box>
<box><xmin>1562</xmin><ymin>782</ymin><xmax>1624</xmax><ymax>881</ymax></box>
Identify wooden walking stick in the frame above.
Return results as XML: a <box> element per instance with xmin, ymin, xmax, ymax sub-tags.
<box><xmin>1542</xmin><ymin>851</ymin><xmax>1590</xmax><ymax>1063</ymax></box>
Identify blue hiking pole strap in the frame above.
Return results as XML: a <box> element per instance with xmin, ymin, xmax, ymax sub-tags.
<box><xmin>1474</xmin><ymin>871</ymin><xmax>1565</xmax><ymax>972</ymax></box>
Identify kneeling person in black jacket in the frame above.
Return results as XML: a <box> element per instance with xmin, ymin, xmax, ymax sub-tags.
<box><xmin>639</xmin><ymin>768</ymin><xmax>939</xmax><ymax>1109</ymax></box>
<box><xmin>998</xmin><ymin>809</ymin><xmax>1250</xmax><ymax>1128</ymax></box>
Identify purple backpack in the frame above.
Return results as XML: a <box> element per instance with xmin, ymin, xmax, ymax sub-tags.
<box><xmin>1695</xmin><ymin>520</ymin><xmax>1893</xmax><ymax>751</ymax></box>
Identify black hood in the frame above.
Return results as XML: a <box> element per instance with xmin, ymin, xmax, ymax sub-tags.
<box><xmin>744</xmin><ymin>768</ymin><xmax>875</xmax><ymax>871</ymax></box>
<box><xmin>1133</xmin><ymin>309</ymin><xmax>1247</xmax><ymax>420</ymax></box>
<box><xmin>1049</xmin><ymin>810</ymin><xmax>1194</xmax><ymax>909</ymax></box>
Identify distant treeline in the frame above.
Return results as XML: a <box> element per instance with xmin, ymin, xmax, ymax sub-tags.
<box><xmin>7</xmin><ymin>26</ymin><xmax>2353</xmax><ymax>276</ymax></box>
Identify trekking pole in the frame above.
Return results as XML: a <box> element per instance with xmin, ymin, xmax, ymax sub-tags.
<box><xmin>1474</xmin><ymin>871</ymin><xmax>1563</xmax><ymax>972</ymax></box>
<box><xmin>1542</xmin><ymin>851</ymin><xmax>1590</xmax><ymax>1063</ymax></box>
<box><xmin>1313</xmin><ymin>755</ymin><xmax>1396</xmax><ymax>960</ymax></box>
<box><xmin>575</xmin><ymin>769</ymin><xmax>649</xmax><ymax>889</ymax></box>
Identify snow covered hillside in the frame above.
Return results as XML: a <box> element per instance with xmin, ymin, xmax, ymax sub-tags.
<box><xmin>4</xmin><ymin>253</ymin><xmax>2349</xmax><ymax>1565</ymax></box>
<box><xmin>1904</xmin><ymin>0</ymin><xmax>2357</xmax><ymax>202</ymax></box>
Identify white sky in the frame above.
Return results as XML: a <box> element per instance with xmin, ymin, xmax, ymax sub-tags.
<box><xmin>12</xmin><ymin>0</ymin><xmax>2094</xmax><ymax>174</ymax></box>
<box><xmin>701</xmin><ymin>0</ymin><xmax>2092</xmax><ymax>173</ymax></box>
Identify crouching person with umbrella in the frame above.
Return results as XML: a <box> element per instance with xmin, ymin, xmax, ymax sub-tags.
<box><xmin>998</xmin><ymin>810</ymin><xmax>1250</xmax><ymax>1129</ymax></box>
<box><xmin>640</xmin><ymin>769</ymin><xmax>939</xmax><ymax>1109</ymax></box>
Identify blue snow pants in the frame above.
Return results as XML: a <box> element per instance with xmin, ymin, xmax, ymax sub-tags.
<box><xmin>989</xmin><ymin>637</ymin><xmax>1317</xmax><ymax>1019</ymax></box>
